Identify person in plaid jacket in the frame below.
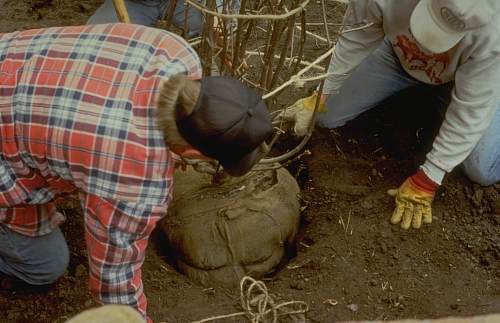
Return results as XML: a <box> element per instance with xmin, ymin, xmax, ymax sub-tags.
<box><xmin>0</xmin><ymin>23</ymin><xmax>272</xmax><ymax>320</ymax></box>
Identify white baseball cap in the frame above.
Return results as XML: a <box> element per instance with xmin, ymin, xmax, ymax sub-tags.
<box><xmin>410</xmin><ymin>0</ymin><xmax>500</xmax><ymax>53</ymax></box>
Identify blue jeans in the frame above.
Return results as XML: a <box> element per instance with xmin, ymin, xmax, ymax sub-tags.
<box><xmin>319</xmin><ymin>39</ymin><xmax>500</xmax><ymax>186</ymax></box>
<box><xmin>88</xmin><ymin>0</ymin><xmax>202</xmax><ymax>37</ymax></box>
<box><xmin>87</xmin><ymin>0</ymin><xmax>239</xmax><ymax>37</ymax></box>
<box><xmin>0</xmin><ymin>225</ymin><xmax>69</xmax><ymax>285</ymax></box>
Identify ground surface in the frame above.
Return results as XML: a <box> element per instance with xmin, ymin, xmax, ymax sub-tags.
<box><xmin>1</xmin><ymin>1</ymin><xmax>499</xmax><ymax>322</ymax></box>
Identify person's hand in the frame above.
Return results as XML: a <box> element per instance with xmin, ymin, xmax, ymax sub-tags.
<box><xmin>277</xmin><ymin>92</ymin><xmax>327</xmax><ymax>137</ymax></box>
<box><xmin>171</xmin><ymin>152</ymin><xmax>187</xmax><ymax>171</ymax></box>
<box><xmin>387</xmin><ymin>170</ymin><xmax>439</xmax><ymax>229</ymax></box>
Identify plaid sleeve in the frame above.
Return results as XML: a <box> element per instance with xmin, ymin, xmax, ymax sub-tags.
<box><xmin>82</xmin><ymin>192</ymin><xmax>168</xmax><ymax>320</ymax></box>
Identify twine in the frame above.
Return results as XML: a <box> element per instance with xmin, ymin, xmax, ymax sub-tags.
<box><xmin>184</xmin><ymin>0</ymin><xmax>311</xmax><ymax>21</ymax></box>
<box><xmin>262</xmin><ymin>46</ymin><xmax>335</xmax><ymax>99</ymax></box>
<box><xmin>190</xmin><ymin>276</ymin><xmax>308</xmax><ymax>323</ymax></box>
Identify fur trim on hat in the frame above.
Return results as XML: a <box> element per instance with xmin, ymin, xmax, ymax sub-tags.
<box><xmin>156</xmin><ymin>74</ymin><xmax>201</xmax><ymax>147</ymax></box>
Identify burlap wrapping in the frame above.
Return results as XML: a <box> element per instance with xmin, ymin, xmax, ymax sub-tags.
<box><xmin>161</xmin><ymin>167</ymin><xmax>301</xmax><ymax>287</ymax></box>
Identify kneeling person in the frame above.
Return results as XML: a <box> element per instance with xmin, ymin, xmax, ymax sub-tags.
<box><xmin>0</xmin><ymin>23</ymin><xmax>271</xmax><ymax>321</ymax></box>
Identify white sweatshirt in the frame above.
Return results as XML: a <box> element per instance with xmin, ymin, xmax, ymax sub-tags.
<box><xmin>323</xmin><ymin>0</ymin><xmax>500</xmax><ymax>184</ymax></box>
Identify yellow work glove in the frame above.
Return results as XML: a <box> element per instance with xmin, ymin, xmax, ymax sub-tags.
<box><xmin>387</xmin><ymin>170</ymin><xmax>439</xmax><ymax>229</ymax></box>
<box><xmin>278</xmin><ymin>92</ymin><xmax>326</xmax><ymax>137</ymax></box>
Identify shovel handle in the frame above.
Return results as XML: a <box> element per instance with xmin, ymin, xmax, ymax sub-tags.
<box><xmin>112</xmin><ymin>0</ymin><xmax>131</xmax><ymax>23</ymax></box>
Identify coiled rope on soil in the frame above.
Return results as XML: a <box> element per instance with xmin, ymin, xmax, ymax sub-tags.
<box><xmin>190</xmin><ymin>276</ymin><xmax>308</xmax><ymax>323</ymax></box>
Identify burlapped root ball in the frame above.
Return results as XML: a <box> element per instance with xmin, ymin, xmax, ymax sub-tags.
<box><xmin>161</xmin><ymin>167</ymin><xmax>301</xmax><ymax>287</ymax></box>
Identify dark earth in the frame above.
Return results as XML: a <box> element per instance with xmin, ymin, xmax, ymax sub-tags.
<box><xmin>0</xmin><ymin>1</ymin><xmax>499</xmax><ymax>322</ymax></box>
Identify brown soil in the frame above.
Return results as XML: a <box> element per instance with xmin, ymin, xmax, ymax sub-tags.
<box><xmin>1</xmin><ymin>1</ymin><xmax>500</xmax><ymax>323</ymax></box>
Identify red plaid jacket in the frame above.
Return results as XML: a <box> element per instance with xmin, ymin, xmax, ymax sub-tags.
<box><xmin>0</xmin><ymin>23</ymin><xmax>202</xmax><ymax>318</ymax></box>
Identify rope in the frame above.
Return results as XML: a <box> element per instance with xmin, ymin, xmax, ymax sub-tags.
<box><xmin>262</xmin><ymin>46</ymin><xmax>334</xmax><ymax>99</ymax></box>
<box><xmin>190</xmin><ymin>276</ymin><xmax>308</xmax><ymax>323</ymax></box>
<box><xmin>261</xmin><ymin>21</ymin><xmax>374</xmax><ymax>100</ymax></box>
<box><xmin>184</xmin><ymin>0</ymin><xmax>311</xmax><ymax>21</ymax></box>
